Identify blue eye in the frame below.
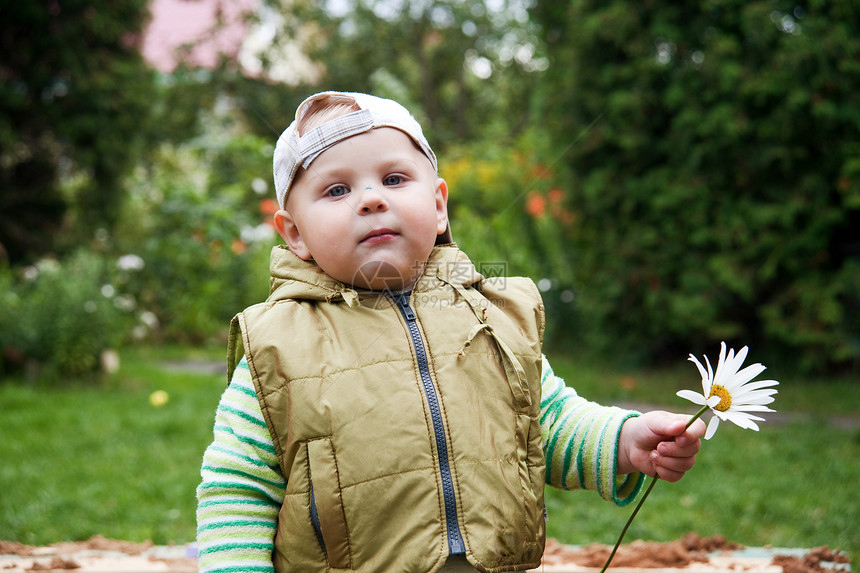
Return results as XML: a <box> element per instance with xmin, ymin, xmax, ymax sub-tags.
<box><xmin>384</xmin><ymin>175</ymin><xmax>403</xmax><ymax>186</ymax></box>
<box><xmin>327</xmin><ymin>185</ymin><xmax>349</xmax><ymax>198</ymax></box>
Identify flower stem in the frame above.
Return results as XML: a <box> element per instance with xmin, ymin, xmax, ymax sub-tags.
<box><xmin>683</xmin><ymin>405</ymin><xmax>709</xmax><ymax>430</ymax></box>
<box><xmin>598</xmin><ymin>404</ymin><xmax>709</xmax><ymax>573</ymax></box>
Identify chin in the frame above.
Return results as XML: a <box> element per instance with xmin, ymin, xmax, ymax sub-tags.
<box><xmin>347</xmin><ymin>259</ymin><xmax>414</xmax><ymax>291</ymax></box>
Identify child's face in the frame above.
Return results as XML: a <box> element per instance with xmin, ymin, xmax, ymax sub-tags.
<box><xmin>274</xmin><ymin>127</ymin><xmax>449</xmax><ymax>291</ymax></box>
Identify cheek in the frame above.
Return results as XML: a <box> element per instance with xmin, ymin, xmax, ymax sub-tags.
<box><xmin>299</xmin><ymin>210</ymin><xmax>352</xmax><ymax>255</ymax></box>
<box><xmin>413</xmin><ymin>199</ymin><xmax>444</xmax><ymax>235</ymax></box>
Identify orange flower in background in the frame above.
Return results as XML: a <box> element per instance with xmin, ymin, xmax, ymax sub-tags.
<box><xmin>259</xmin><ymin>198</ymin><xmax>279</xmax><ymax>228</ymax></box>
<box><xmin>259</xmin><ymin>198</ymin><xmax>279</xmax><ymax>214</ymax></box>
<box><xmin>546</xmin><ymin>187</ymin><xmax>578</xmax><ymax>225</ymax></box>
<box><xmin>231</xmin><ymin>238</ymin><xmax>248</xmax><ymax>255</ymax></box>
<box><xmin>525</xmin><ymin>192</ymin><xmax>546</xmax><ymax>217</ymax></box>
<box><xmin>531</xmin><ymin>163</ymin><xmax>552</xmax><ymax>180</ymax></box>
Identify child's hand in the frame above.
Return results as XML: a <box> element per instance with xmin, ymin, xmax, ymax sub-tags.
<box><xmin>617</xmin><ymin>412</ymin><xmax>707</xmax><ymax>482</ymax></box>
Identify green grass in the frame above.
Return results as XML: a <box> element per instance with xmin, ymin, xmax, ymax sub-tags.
<box><xmin>1</xmin><ymin>345</ymin><xmax>858</xmax><ymax>567</ymax></box>
<box><xmin>0</xmin><ymin>345</ymin><xmax>225</xmax><ymax>545</ymax></box>
<box><xmin>546</xmin><ymin>352</ymin><xmax>860</xmax><ymax>417</ymax></box>
<box><xmin>546</xmin><ymin>354</ymin><xmax>860</xmax><ymax>566</ymax></box>
<box><xmin>545</xmin><ymin>422</ymin><xmax>860</xmax><ymax>560</ymax></box>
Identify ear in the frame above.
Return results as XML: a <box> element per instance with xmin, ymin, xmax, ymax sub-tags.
<box><xmin>273</xmin><ymin>209</ymin><xmax>311</xmax><ymax>260</ymax></box>
<box><xmin>434</xmin><ymin>178</ymin><xmax>449</xmax><ymax>236</ymax></box>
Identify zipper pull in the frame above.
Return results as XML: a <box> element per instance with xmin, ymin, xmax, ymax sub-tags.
<box><xmin>394</xmin><ymin>292</ymin><xmax>416</xmax><ymax>321</ymax></box>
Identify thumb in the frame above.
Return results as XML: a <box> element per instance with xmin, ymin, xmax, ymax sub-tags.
<box><xmin>646</xmin><ymin>412</ymin><xmax>690</xmax><ymax>438</ymax></box>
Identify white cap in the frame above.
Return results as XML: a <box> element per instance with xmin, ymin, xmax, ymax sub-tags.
<box><xmin>273</xmin><ymin>91</ymin><xmax>438</xmax><ymax>209</ymax></box>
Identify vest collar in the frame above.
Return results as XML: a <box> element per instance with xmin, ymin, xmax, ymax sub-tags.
<box><xmin>266</xmin><ymin>244</ymin><xmax>483</xmax><ymax>305</ymax></box>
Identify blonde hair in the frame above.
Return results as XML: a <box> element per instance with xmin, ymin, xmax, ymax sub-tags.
<box><xmin>296</xmin><ymin>94</ymin><xmax>362</xmax><ymax>136</ymax></box>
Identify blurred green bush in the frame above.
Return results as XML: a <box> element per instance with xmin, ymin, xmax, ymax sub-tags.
<box><xmin>113</xmin><ymin>128</ymin><xmax>277</xmax><ymax>345</ymax></box>
<box><xmin>533</xmin><ymin>0</ymin><xmax>860</xmax><ymax>370</ymax></box>
<box><xmin>442</xmin><ymin>132</ymin><xmax>582</xmax><ymax>346</ymax></box>
<box><xmin>0</xmin><ymin>121</ymin><xmax>278</xmax><ymax>381</ymax></box>
<box><xmin>0</xmin><ymin>250</ymin><xmax>134</xmax><ymax>379</ymax></box>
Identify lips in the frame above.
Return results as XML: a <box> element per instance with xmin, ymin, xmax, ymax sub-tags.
<box><xmin>360</xmin><ymin>228</ymin><xmax>398</xmax><ymax>244</ymax></box>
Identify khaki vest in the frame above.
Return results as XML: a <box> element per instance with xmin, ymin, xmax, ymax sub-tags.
<box><xmin>228</xmin><ymin>245</ymin><xmax>546</xmax><ymax>573</ymax></box>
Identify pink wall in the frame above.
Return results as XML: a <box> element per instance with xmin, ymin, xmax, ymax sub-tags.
<box><xmin>141</xmin><ymin>0</ymin><xmax>259</xmax><ymax>72</ymax></box>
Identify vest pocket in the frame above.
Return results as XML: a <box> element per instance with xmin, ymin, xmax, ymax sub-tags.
<box><xmin>307</xmin><ymin>437</ymin><xmax>352</xmax><ymax>569</ymax></box>
<box><xmin>516</xmin><ymin>414</ymin><xmax>541</xmax><ymax>543</ymax></box>
<box><xmin>308</xmin><ymin>485</ymin><xmax>326</xmax><ymax>557</ymax></box>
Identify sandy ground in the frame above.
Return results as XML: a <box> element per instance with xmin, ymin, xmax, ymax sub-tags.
<box><xmin>0</xmin><ymin>536</ymin><xmax>194</xmax><ymax>572</ymax></box>
<box><xmin>0</xmin><ymin>533</ymin><xmax>851</xmax><ymax>573</ymax></box>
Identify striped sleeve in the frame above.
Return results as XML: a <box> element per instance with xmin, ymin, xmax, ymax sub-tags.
<box><xmin>540</xmin><ymin>355</ymin><xmax>646</xmax><ymax>506</ymax></box>
<box><xmin>196</xmin><ymin>357</ymin><xmax>284</xmax><ymax>573</ymax></box>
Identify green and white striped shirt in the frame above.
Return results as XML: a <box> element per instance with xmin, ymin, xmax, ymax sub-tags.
<box><xmin>196</xmin><ymin>355</ymin><xmax>644</xmax><ymax>573</ymax></box>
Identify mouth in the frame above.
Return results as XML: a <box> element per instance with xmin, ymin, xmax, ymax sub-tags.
<box><xmin>360</xmin><ymin>228</ymin><xmax>398</xmax><ymax>244</ymax></box>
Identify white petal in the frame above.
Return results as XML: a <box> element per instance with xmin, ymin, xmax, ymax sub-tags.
<box><xmin>713</xmin><ymin>343</ymin><xmax>729</xmax><ymax>386</ymax></box>
<box><xmin>732</xmin><ymin>392</ymin><xmax>777</xmax><ymax>406</ymax></box>
<box><xmin>705</xmin><ymin>415</ymin><xmax>720</xmax><ymax>439</ymax></box>
<box><xmin>727</xmin><ymin>412</ymin><xmax>767</xmax><ymax>423</ymax></box>
<box><xmin>742</xmin><ymin>379</ymin><xmax>780</xmax><ymax>391</ymax></box>
<box><xmin>713</xmin><ymin>408</ymin><xmax>731</xmax><ymax>421</ymax></box>
<box><xmin>688</xmin><ymin>354</ymin><xmax>706</xmax><ymax>378</ymax></box>
<box><xmin>724</xmin><ymin>411</ymin><xmax>765</xmax><ymax>430</ymax></box>
<box><xmin>724</xmin><ymin>345</ymin><xmax>748</xmax><ymax>377</ymax></box>
<box><xmin>717</xmin><ymin>345</ymin><xmax>750</xmax><ymax>389</ymax></box>
<box><xmin>725</xmin><ymin>362</ymin><xmax>767</xmax><ymax>389</ymax></box>
<box><xmin>736</xmin><ymin>380</ymin><xmax>779</xmax><ymax>392</ymax></box>
<box><xmin>732</xmin><ymin>386</ymin><xmax>778</xmax><ymax>399</ymax></box>
<box><xmin>706</xmin><ymin>395</ymin><xmax>722</xmax><ymax>408</ymax></box>
<box><xmin>733</xmin><ymin>345</ymin><xmax>750</xmax><ymax>368</ymax></box>
<box><xmin>677</xmin><ymin>389</ymin><xmax>708</xmax><ymax>405</ymax></box>
<box><xmin>731</xmin><ymin>404</ymin><xmax>775</xmax><ymax>413</ymax></box>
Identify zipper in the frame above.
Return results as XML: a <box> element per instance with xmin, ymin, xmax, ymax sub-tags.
<box><xmin>390</xmin><ymin>291</ymin><xmax>465</xmax><ymax>555</ymax></box>
<box><xmin>309</xmin><ymin>483</ymin><xmax>328</xmax><ymax>558</ymax></box>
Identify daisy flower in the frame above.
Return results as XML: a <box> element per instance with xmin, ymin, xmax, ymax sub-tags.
<box><xmin>599</xmin><ymin>341</ymin><xmax>779</xmax><ymax>573</ymax></box>
<box><xmin>677</xmin><ymin>341</ymin><xmax>779</xmax><ymax>440</ymax></box>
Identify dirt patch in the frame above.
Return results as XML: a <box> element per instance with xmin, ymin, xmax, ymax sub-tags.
<box><xmin>0</xmin><ymin>534</ymin><xmax>851</xmax><ymax>573</ymax></box>
<box><xmin>538</xmin><ymin>533</ymin><xmax>850</xmax><ymax>573</ymax></box>
<box><xmin>542</xmin><ymin>533</ymin><xmax>743</xmax><ymax>569</ymax></box>
<box><xmin>26</xmin><ymin>556</ymin><xmax>82</xmax><ymax>570</ymax></box>
<box><xmin>0</xmin><ymin>542</ymin><xmax>34</xmax><ymax>557</ymax></box>
<box><xmin>773</xmin><ymin>547</ymin><xmax>851</xmax><ymax>573</ymax></box>
<box><xmin>0</xmin><ymin>536</ymin><xmax>152</xmax><ymax>558</ymax></box>
<box><xmin>0</xmin><ymin>536</ymin><xmax>193</xmax><ymax>572</ymax></box>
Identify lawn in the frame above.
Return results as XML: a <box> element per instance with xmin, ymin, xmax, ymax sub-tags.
<box><xmin>545</xmin><ymin>352</ymin><xmax>860</xmax><ymax>566</ymax></box>
<box><xmin>1</xmin><ymin>345</ymin><xmax>858</xmax><ymax>567</ymax></box>
<box><xmin>0</xmin><ymin>345</ymin><xmax>225</xmax><ymax>546</ymax></box>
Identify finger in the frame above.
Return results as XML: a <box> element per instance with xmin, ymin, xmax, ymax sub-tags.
<box><xmin>651</xmin><ymin>448</ymin><xmax>697</xmax><ymax>470</ymax></box>
<box><xmin>665</xmin><ymin>418</ymin><xmax>706</xmax><ymax>450</ymax></box>
<box><xmin>650</xmin><ymin>450</ymin><xmax>697</xmax><ymax>482</ymax></box>
<box><xmin>646</xmin><ymin>412</ymin><xmax>688</xmax><ymax>438</ymax></box>
<box><xmin>654</xmin><ymin>465</ymin><xmax>687</xmax><ymax>483</ymax></box>
<box><xmin>682</xmin><ymin>418</ymin><xmax>707</xmax><ymax>440</ymax></box>
<box><xmin>657</xmin><ymin>438</ymin><xmax>700</xmax><ymax>457</ymax></box>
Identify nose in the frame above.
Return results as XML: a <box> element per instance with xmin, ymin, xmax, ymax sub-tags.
<box><xmin>356</xmin><ymin>186</ymin><xmax>388</xmax><ymax>213</ymax></box>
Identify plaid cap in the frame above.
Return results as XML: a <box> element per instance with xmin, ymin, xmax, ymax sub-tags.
<box><xmin>273</xmin><ymin>91</ymin><xmax>438</xmax><ymax>209</ymax></box>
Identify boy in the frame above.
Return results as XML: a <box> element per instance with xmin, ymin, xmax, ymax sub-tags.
<box><xmin>197</xmin><ymin>91</ymin><xmax>706</xmax><ymax>573</ymax></box>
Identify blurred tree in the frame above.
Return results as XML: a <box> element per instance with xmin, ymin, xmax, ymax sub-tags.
<box><xmin>0</xmin><ymin>0</ymin><xmax>156</xmax><ymax>264</ymax></box>
<box><xmin>248</xmin><ymin>0</ymin><xmax>546</xmax><ymax>150</ymax></box>
<box><xmin>441</xmin><ymin>132</ymin><xmax>581</xmax><ymax>345</ymax></box>
<box><xmin>113</xmin><ymin>125</ymin><xmax>277</xmax><ymax>344</ymax></box>
<box><xmin>532</xmin><ymin>0</ymin><xmax>860</xmax><ymax>371</ymax></box>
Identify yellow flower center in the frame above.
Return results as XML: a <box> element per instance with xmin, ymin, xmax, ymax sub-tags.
<box><xmin>709</xmin><ymin>384</ymin><xmax>732</xmax><ymax>412</ymax></box>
